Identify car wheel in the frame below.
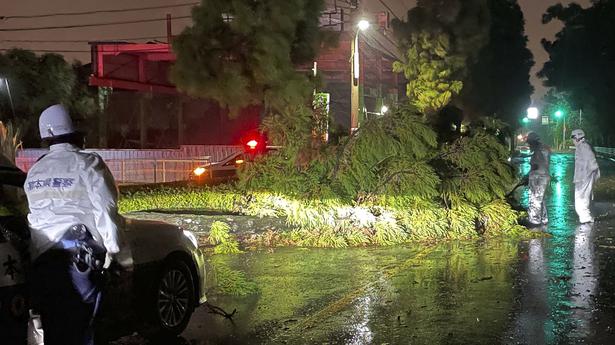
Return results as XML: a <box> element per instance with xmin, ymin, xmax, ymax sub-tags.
<box><xmin>154</xmin><ymin>259</ymin><xmax>195</xmax><ymax>336</ymax></box>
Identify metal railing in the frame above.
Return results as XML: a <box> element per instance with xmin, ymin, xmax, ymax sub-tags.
<box><xmin>16</xmin><ymin>157</ymin><xmax>211</xmax><ymax>185</ymax></box>
<box><xmin>105</xmin><ymin>158</ymin><xmax>210</xmax><ymax>184</ymax></box>
<box><xmin>596</xmin><ymin>147</ymin><xmax>615</xmax><ymax>156</ymax></box>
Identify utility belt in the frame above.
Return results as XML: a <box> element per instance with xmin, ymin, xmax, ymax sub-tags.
<box><xmin>54</xmin><ymin>224</ymin><xmax>106</xmax><ymax>272</ymax></box>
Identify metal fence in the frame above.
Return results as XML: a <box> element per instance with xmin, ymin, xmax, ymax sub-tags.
<box><xmin>106</xmin><ymin>158</ymin><xmax>210</xmax><ymax>184</ymax></box>
<box><xmin>14</xmin><ymin>145</ymin><xmax>245</xmax><ymax>185</ymax></box>
<box><xmin>16</xmin><ymin>157</ymin><xmax>211</xmax><ymax>185</ymax></box>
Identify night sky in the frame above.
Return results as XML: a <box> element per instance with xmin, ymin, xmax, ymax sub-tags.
<box><xmin>0</xmin><ymin>0</ymin><xmax>591</xmax><ymax>102</ymax></box>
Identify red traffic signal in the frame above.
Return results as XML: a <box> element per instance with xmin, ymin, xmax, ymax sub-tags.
<box><xmin>246</xmin><ymin>139</ymin><xmax>259</xmax><ymax>150</ymax></box>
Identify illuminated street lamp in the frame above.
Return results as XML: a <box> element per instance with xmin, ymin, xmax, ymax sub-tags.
<box><xmin>357</xmin><ymin>19</ymin><xmax>370</xmax><ymax>31</ymax></box>
<box><xmin>380</xmin><ymin>105</ymin><xmax>389</xmax><ymax>114</ymax></box>
<box><xmin>350</xmin><ymin>19</ymin><xmax>370</xmax><ymax>133</ymax></box>
<box><xmin>0</xmin><ymin>77</ymin><xmax>15</xmax><ymax>117</ymax></box>
<box><xmin>554</xmin><ymin>109</ymin><xmax>564</xmax><ymax>118</ymax></box>
<box><xmin>527</xmin><ymin>107</ymin><xmax>539</xmax><ymax>120</ymax></box>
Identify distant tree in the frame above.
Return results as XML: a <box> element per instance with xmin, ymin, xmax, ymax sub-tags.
<box><xmin>539</xmin><ymin>0</ymin><xmax>615</xmax><ymax>145</ymax></box>
<box><xmin>393</xmin><ymin>0</ymin><xmax>533</xmax><ymax>129</ymax></box>
<box><xmin>0</xmin><ymin>49</ymin><xmax>96</xmax><ymax>146</ymax></box>
<box><xmin>392</xmin><ymin>32</ymin><xmax>464</xmax><ymax>114</ymax></box>
<box><xmin>462</xmin><ymin>0</ymin><xmax>534</xmax><ymax>127</ymax></box>
<box><xmin>392</xmin><ymin>0</ymin><xmax>490</xmax><ymax>116</ymax></box>
<box><xmin>171</xmin><ymin>0</ymin><xmax>324</xmax><ymax>115</ymax></box>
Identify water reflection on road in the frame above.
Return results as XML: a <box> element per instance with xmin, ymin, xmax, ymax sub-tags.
<box><xmin>116</xmin><ymin>154</ymin><xmax>615</xmax><ymax>344</ymax></box>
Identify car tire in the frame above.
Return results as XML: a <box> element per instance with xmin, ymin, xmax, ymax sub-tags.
<box><xmin>152</xmin><ymin>259</ymin><xmax>196</xmax><ymax>336</ymax></box>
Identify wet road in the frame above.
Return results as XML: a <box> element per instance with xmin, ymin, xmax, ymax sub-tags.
<box><xmin>115</xmin><ymin>154</ymin><xmax>615</xmax><ymax>345</ymax></box>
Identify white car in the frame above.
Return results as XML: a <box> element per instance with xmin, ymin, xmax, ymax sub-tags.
<box><xmin>0</xmin><ymin>165</ymin><xmax>207</xmax><ymax>342</ymax></box>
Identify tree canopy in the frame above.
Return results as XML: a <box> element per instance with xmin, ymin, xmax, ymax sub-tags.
<box><xmin>462</xmin><ymin>0</ymin><xmax>534</xmax><ymax>127</ymax></box>
<box><xmin>539</xmin><ymin>0</ymin><xmax>615</xmax><ymax>145</ymax></box>
<box><xmin>393</xmin><ymin>0</ymin><xmax>534</xmax><ymax>127</ymax></box>
<box><xmin>171</xmin><ymin>0</ymin><xmax>324</xmax><ymax>115</ymax></box>
<box><xmin>0</xmin><ymin>49</ymin><xmax>96</xmax><ymax>146</ymax></box>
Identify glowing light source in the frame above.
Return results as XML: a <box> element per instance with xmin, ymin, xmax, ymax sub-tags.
<box><xmin>358</xmin><ymin>19</ymin><xmax>370</xmax><ymax>31</ymax></box>
<box><xmin>517</xmin><ymin>134</ymin><xmax>524</xmax><ymax>140</ymax></box>
<box><xmin>193</xmin><ymin>167</ymin><xmax>206</xmax><ymax>176</ymax></box>
<box><xmin>380</xmin><ymin>105</ymin><xmax>389</xmax><ymax>114</ymax></box>
<box><xmin>555</xmin><ymin>110</ymin><xmax>564</xmax><ymax>118</ymax></box>
<box><xmin>235</xmin><ymin>159</ymin><xmax>245</xmax><ymax>165</ymax></box>
<box><xmin>527</xmin><ymin>107</ymin><xmax>539</xmax><ymax>120</ymax></box>
<box><xmin>522</xmin><ymin>117</ymin><xmax>530</xmax><ymax>124</ymax></box>
<box><xmin>246</xmin><ymin>139</ymin><xmax>258</xmax><ymax>150</ymax></box>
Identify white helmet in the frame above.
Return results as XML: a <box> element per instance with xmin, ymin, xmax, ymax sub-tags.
<box><xmin>39</xmin><ymin>104</ymin><xmax>76</xmax><ymax>139</ymax></box>
<box><xmin>571</xmin><ymin>129</ymin><xmax>585</xmax><ymax>140</ymax></box>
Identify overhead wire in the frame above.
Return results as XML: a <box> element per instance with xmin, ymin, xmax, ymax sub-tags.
<box><xmin>377</xmin><ymin>0</ymin><xmax>400</xmax><ymax>20</ymax></box>
<box><xmin>0</xmin><ymin>16</ymin><xmax>192</xmax><ymax>32</ymax></box>
<box><xmin>0</xmin><ymin>2</ymin><xmax>198</xmax><ymax>20</ymax></box>
<box><xmin>1</xmin><ymin>36</ymin><xmax>169</xmax><ymax>43</ymax></box>
<box><xmin>0</xmin><ymin>46</ymin><xmax>174</xmax><ymax>53</ymax></box>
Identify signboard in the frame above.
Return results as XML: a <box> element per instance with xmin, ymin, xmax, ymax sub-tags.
<box><xmin>542</xmin><ymin>116</ymin><xmax>550</xmax><ymax>125</ymax></box>
<box><xmin>0</xmin><ymin>243</ymin><xmax>25</xmax><ymax>288</ymax></box>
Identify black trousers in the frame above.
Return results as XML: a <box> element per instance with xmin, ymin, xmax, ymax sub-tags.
<box><xmin>31</xmin><ymin>249</ymin><xmax>103</xmax><ymax>345</ymax></box>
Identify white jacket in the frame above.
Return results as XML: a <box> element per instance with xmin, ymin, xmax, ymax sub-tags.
<box><xmin>24</xmin><ymin>143</ymin><xmax>120</xmax><ymax>260</ymax></box>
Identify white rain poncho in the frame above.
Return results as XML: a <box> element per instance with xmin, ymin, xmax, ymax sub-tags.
<box><xmin>574</xmin><ymin>139</ymin><xmax>600</xmax><ymax>223</ymax></box>
<box><xmin>528</xmin><ymin>143</ymin><xmax>551</xmax><ymax>225</ymax></box>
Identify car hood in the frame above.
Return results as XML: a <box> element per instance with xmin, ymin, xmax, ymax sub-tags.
<box><xmin>123</xmin><ymin>218</ymin><xmax>195</xmax><ymax>266</ymax></box>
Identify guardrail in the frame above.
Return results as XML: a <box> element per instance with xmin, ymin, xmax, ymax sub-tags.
<box><xmin>596</xmin><ymin>147</ymin><xmax>615</xmax><ymax>155</ymax></box>
<box><xmin>106</xmin><ymin>158</ymin><xmax>210</xmax><ymax>184</ymax></box>
<box><xmin>16</xmin><ymin>157</ymin><xmax>211</xmax><ymax>185</ymax></box>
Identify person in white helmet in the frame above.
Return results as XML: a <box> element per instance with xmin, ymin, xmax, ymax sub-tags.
<box><xmin>524</xmin><ymin>132</ymin><xmax>551</xmax><ymax>228</ymax></box>
<box><xmin>24</xmin><ymin>104</ymin><xmax>120</xmax><ymax>345</ymax></box>
<box><xmin>571</xmin><ymin>129</ymin><xmax>600</xmax><ymax>223</ymax></box>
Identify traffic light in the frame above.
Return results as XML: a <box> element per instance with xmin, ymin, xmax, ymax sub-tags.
<box><xmin>241</xmin><ymin>132</ymin><xmax>268</xmax><ymax>159</ymax></box>
<box><xmin>522</xmin><ymin>117</ymin><xmax>530</xmax><ymax>124</ymax></box>
<box><xmin>554</xmin><ymin>110</ymin><xmax>564</xmax><ymax>118</ymax></box>
<box><xmin>246</xmin><ymin>139</ymin><xmax>259</xmax><ymax>151</ymax></box>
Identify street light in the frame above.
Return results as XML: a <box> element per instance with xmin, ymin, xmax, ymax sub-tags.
<box><xmin>554</xmin><ymin>109</ymin><xmax>564</xmax><ymax>118</ymax></box>
<box><xmin>527</xmin><ymin>107</ymin><xmax>539</xmax><ymax>120</ymax></box>
<box><xmin>357</xmin><ymin>19</ymin><xmax>370</xmax><ymax>31</ymax></box>
<box><xmin>350</xmin><ymin>19</ymin><xmax>370</xmax><ymax>133</ymax></box>
<box><xmin>0</xmin><ymin>77</ymin><xmax>15</xmax><ymax>117</ymax></box>
<box><xmin>380</xmin><ymin>105</ymin><xmax>389</xmax><ymax>114</ymax></box>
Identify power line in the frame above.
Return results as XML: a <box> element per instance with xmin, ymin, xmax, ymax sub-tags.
<box><xmin>0</xmin><ymin>15</ymin><xmax>192</xmax><ymax>32</ymax></box>
<box><xmin>0</xmin><ymin>48</ymin><xmax>91</xmax><ymax>53</ymax></box>
<box><xmin>377</xmin><ymin>0</ymin><xmax>400</xmax><ymax>20</ymax></box>
<box><xmin>0</xmin><ymin>46</ymin><xmax>174</xmax><ymax>53</ymax></box>
<box><xmin>1</xmin><ymin>36</ymin><xmax>168</xmax><ymax>43</ymax></box>
<box><xmin>0</xmin><ymin>2</ymin><xmax>198</xmax><ymax>20</ymax></box>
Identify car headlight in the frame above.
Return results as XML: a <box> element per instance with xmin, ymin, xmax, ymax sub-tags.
<box><xmin>193</xmin><ymin>167</ymin><xmax>207</xmax><ymax>176</ymax></box>
<box><xmin>183</xmin><ymin>230</ymin><xmax>199</xmax><ymax>247</ymax></box>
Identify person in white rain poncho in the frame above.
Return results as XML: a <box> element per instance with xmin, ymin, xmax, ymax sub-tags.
<box><xmin>571</xmin><ymin>129</ymin><xmax>600</xmax><ymax>224</ymax></box>
<box><xmin>525</xmin><ymin>132</ymin><xmax>551</xmax><ymax>228</ymax></box>
<box><xmin>24</xmin><ymin>104</ymin><xmax>121</xmax><ymax>345</ymax></box>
